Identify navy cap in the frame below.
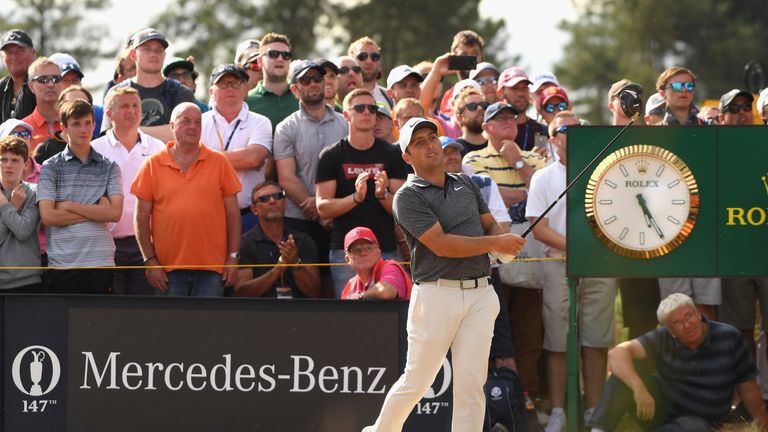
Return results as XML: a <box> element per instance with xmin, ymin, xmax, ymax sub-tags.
<box><xmin>210</xmin><ymin>64</ymin><xmax>249</xmax><ymax>84</ymax></box>
<box><xmin>314</xmin><ymin>58</ymin><xmax>339</xmax><ymax>74</ymax></box>
<box><xmin>131</xmin><ymin>28</ymin><xmax>169</xmax><ymax>49</ymax></box>
<box><xmin>483</xmin><ymin>102</ymin><xmax>520</xmax><ymax>123</ymax></box>
<box><xmin>49</xmin><ymin>53</ymin><xmax>84</xmax><ymax>78</ymax></box>
<box><xmin>290</xmin><ymin>60</ymin><xmax>325</xmax><ymax>84</ymax></box>
<box><xmin>1</xmin><ymin>29</ymin><xmax>33</xmax><ymax>50</ymax></box>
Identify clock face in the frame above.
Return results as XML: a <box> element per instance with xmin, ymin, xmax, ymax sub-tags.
<box><xmin>585</xmin><ymin>145</ymin><xmax>699</xmax><ymax>259</ymax></box>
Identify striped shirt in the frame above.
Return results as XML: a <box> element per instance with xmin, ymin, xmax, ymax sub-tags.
<box><xmin>37</xmin><ymin>146</ymin><xmax>123</xmax><ymax>267</ymax></box>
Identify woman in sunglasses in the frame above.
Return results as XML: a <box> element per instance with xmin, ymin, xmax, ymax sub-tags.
<box><xmin>655</xmin><ymin>66</ymin><xmax>710</xmax><ymax>126</ymax></box>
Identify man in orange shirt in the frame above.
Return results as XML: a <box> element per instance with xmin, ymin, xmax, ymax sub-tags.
<box><xmin>132</xmin><ymin>102</ymin><xmax>242</xmax><ymax>296</ymax></box>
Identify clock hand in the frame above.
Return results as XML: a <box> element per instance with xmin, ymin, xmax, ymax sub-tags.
<box><xmin>635</xmin><ymin>194</ymin><xmax>665</xmax><ymax>238</ymax></box>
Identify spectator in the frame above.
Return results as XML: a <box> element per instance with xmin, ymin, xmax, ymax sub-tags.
<box><xmin>0</xmin><ymin>136</ymin><xmax>41</xmax><ymax>292</ymax></box>
<box><xmin>718</xmin><ymin>89</ymin><xmax>753</xmax><ymax>126</ymax></box>
<box><xmin>37</xmin><ymin>99</ymin><xmax>123</xmax><ymax>294</ymax></box>
<box><xmin>236</xmin><ymin>181</ymin><xmax>321</xmax><ymax>298</ymax></box>
<box><xmin>656</xmin><ymin>66</ymin><xmax>709</xmax><ymax>126</ymax></box>
<box><xmin>412</xmin><ymin>61</ymin><xmax>440</xmax><ymax>113</ymax></box>
<box><xmin>246</xmin><ymin>32</ymin><xmax>298</xmax><ymax>131</ymax></box>
<box><xmin>1</xmin><ymin>118</ymin><xmax>39</xmax><ymax>183</ymax></box>
<box><xmin>334</xmin><ymin>56</ymin><xmax>363</xmax><ymax>105</ymax></box>
<box><xmin>0</xmin><ymin>29</ymin><xmax>37</xmax><ymax>123</ymax></box>
<box><xmin>347</xmin><ymin>37</ymin><xmax>392</xmax><ymax>109</ymax></box>
<box><xmin>33</xmin><ymin>86</ymin><xmax>92</xmax><ymax>164</ymax></box>
<box><xmin>49</xmin><ymin>53</ymin><xmax>105</xmax><ymax>139</ymax></box>
<box><xmin>417</xmin><ymin>53</ymin><xmax>472</xmax><ymax>139</ymax></box>
<box><xmin>644</xmin><ymin>93</ymin><xmax>666</xmax><ymax>125</ymax></box>
<box><xmin>373</xmin><ymin>103</ymin><xmax>395</xmax><ymax>144</ymax></box>
<box><xmin>22</xmin><ymin>57</ymin><xmax>62</xmax><ymax>151</ymax></box>
<box><xmin>388</xmin><ymin>64</ymin><xmax>456</xmax><ymax>139</ymax></box>
<box><xmin>162</xmin><ymin>56</ymin><xmax>209</xmax><ymax>113</ymax></box>
<box><xmin>453</xmin><ymin>87</ymin><xmax>489</xmax><ymax>155</ymax></box>
<box><xmin>234</xmin><ymin>39</ymin><xmax>262</xmax><ymax>92</ymax></box>
<box><xmin>530</xmin><ymin>72</ymin><xmax>560</xmax><ymax>116</ymax></box>
<box><xmin>201</xmin><ymin>64</ymin><xmax>273</xmax><ymax>232</ymax></box>
<box><xmin>497</xmin><ymin>67</ymin><xmax>549</xmax><ymax>151</ymax></box>
<box><xmin>315</xmin><ymin>58</ymin><xmax>341</xmax><ymax>112</ymax></box>
<box><xmin>436</xmin><ymin>30</ymin><xmax>486</xmax><ymax>116</ymax></box>
<box><xmin>538</xmin><ymin>86</ymin><xmax>571</xmax><ymax>126</ymax></box>
<box><xmin>91</xmin><ymin>86</ymin><xmax>164</xmax><ymax>295</ymax></box>
<box><xmin>340</xmin><ymin>226</ymin><xmax>411</xmax><ymax>300</ymax></box>
<box><xmin>757</xmin><ymin>87</ymin><xmax>768</xmax><ymax>125</ymax></box>
<box><xmin>132</xmin><ymin>103</ymin><xmax>241</xmax><ymax>297</ymax></box>
<box><xmin>316</xmin><ymin>88</ymin><xmax>408</xmax><ymax>297</ymax></box>
<box><xmin>698</xmin><ymin>106</ymin><xmax>721</xmax><ymax>124</ymax></box>
<box><xmin>470</xmin><ymin>61</ymin><xmax>500</xmax><ymax>104</ymax></box>
<box><xmin>102</xmin><ymin>49</ymin><xmax>137</xmax><ymax>101</ymax></box>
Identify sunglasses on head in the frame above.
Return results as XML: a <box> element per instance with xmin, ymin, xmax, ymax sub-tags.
<box><xmin>356</xmin><ymin>52</ymin><xmax>381</xmax><ymax>62</ymax></box>
<box><xmin>297</xmin><ymin>73</ymin><xmax>325</xmax><ymax>85</ymax></box>
<box><xmin>9</xmin><ymin>130</ymin><xmax>32</xmax><ymax>139</ymax></box>
<box><xmin>552</xmin><ymin>125</ymin><xmax>569</xmax><ymax>137</ymax></box>
<box><xmin>475</xmin><ymin>76</ymin><xmax>497</xmax><ymax>86</ymax></box>
<box><xmin>265</xmin><ymin>50</ymin><xmax>292</xmax><ymax>60</ymax></box>
<box><xmin>544</xmin><ymin>102</ymin><xmax>568</xmax><ymax>113</ymax></box>
<box><xmin>338</xmin><ymin>65</ymin><xmax>362</xmax><ymax>75</ymax></box>
<box><xmin>667</xmin><ymin>81</ymin><xmax>695</xmax><ymax>92</ymax></box>
<box><xmin>255</xmin><ymin>191</ymin><xmax>285</xmax><ymax>203</ymax></box>
<box><xmin>31</xmin><ymin>75</ymin><xmax>62</xmax><ymax>84</ymax></box>
<box><xmin>724</xmin><ymin>102</ymin><xmax>752</xmax><ymax>114</ymax></box>
<box><xmin>463</xmin><ymin>101</ymin><xmax>489</xmax><ymax>112</ymax></box>
<box><xmin>351</xmin><ymin>104</ymin><xmax>378</xmax><ymax>114</ymax></box>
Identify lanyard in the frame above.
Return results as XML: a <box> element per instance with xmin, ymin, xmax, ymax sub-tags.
<box><xmin>522</xmin><ymin>121</ymin><xmax>529</xmax><ymax>150</ymax></box>
<box><xmin>213</xmin><ymin>118</ymin><xmax>241</xmax><ymax>151</ymax></box>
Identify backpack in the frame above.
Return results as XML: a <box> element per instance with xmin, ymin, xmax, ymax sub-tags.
<box><xmin>484</xmin><ymin>367</ymin><xmax>527</xmax><ymax>432</ymax></box>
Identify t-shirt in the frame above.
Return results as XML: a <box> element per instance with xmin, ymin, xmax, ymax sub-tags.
<box><xmin>102</xmin><ymin>78</ymin><xmax>196</xmax><ymax>131</ymax></box>
<box><xmin>456</xmin><ymin>137</ymin><xmax>488</xmax><ymax>156</ymax></box>
<box><xmin>315</xmin><ymin>137</ymin><xmax>408</xmax><ymax>252</ymax></box>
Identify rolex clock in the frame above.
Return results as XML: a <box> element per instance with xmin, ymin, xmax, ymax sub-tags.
<box><xmin>584</xmin><ymin>144</ymin><xmax>699</xmax><ymax>259</ymax></box>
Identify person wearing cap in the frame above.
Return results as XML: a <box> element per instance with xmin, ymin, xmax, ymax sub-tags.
<box><xmin>0</xmin><ymin>29</ymin><xmax>37</xmax><ymax>123</ymax></box>
<box><xmin>1</xmin><ymin>118</ymin><xmax>40</xmax><ymax>183</ymax></box>
<box><xmin>388</xmin><ymin>66</ymin><xmax>456</xmax><ymax>139</ymax></box>
<box><xmin>608</xmin><ymin>79</ymin><xmax>643</xmax><ymax>126</ymax></box>
<box><xmin>373</xmin><ymin>102</ymin><xmax>395</xmax><ymax>144</ymax></box>
<box><xmin>757</xmin><ymin>87</ymin><xmax>768</xmax><ymax>125</ymax></box>
<box><xmin>246</xmin><ymin>32</ymin><xmax>299</xmax><ymax>132</ymax></box>
<box><xmin>49</xmin><ymin>52</ymin><xmax>105</xmax><ymax>139</ymax></box>
<box><xmin>102</xmin><ymin>49</ymin><xmax>137</xmax><ymax>101</ymax></box>
<box><xmin>644</xmin><ymin>93</ymin><xmax>666</xmax><ymax>126</ymax></box>
<box><xmin>21</xmin><ymin>57</ymin><xmax>63</xmax><ymax>151</ymax></box>
<box><xmin>362</xmin><ymin>116</ymin><xmax>525</xmax><ymax>432</ymax></box>
<box><xmin>334</xmin><ymin>55</ymin><xmax>363</xmax><ymax>106</ymax></box>
<box><xmin>315</xmin><ymin>88</ymin><xmax>408</xmax><ymax>297</ymax></box>
<box><xmin>132</xmin><ymin>102</ymin><xmax>241</xmax><ymax>296</ymax></box>
<box><xmin>234</xmin><ymin>39</ymin><xmax>262</xmax><ymax>92</ymax></box>
<box><xmin>419</xmin><ymin>52</ymin><xmax>481</xmax><ymax>137</ymax></box>
<box><xmin>162</xmin><ymin>56</ymin><xmax>209</xmax><ymax>113</ymax></box>
<box><xmin>538</xmin><ymin>86</ymin><xmax>572</xmax><ymax>126</ymax></box>
<box><xmin>470</xmin><ymin>61</ymin><xmax>500</xmax><ymax>104</ymax></box>
<box><xmin>90</xmin><ymin>86</ymin><xmax>164</xmax><ymax>295</ymax></box>
<box><xmin>236</xmin><ymin>181</ymin><xmax>321</xmax><ymax>298</ymax></box>
<box><xmin>347</xmin><ymin>37</ymin><xmax>392</xmax><ymax>109</ymax></box>
<box><xmin>717</xmin><ymin>89</ymin><xmax>754</xmax><ymax>126</ymax></box>
<box><xmin>655</xmin><ymin>66</ymin><xmax>710</xmax><ymax>126</ymax></box>
<box><xmin>37</xmin><ymin>99</ymin><xmax>123</xmax><ymax>294</ymax></box>
<box><xmin>201</xmin><ymin>64</ymin><xmax>273</xmax><ymax>233</ymax></box>
<box><xmin>528</xmin><ymin>111</ymin><xmax>618</xmax><ymax>431</ymax></box>
<box><xmin>530</xmin><ymin>72</ymin><xmax>560</xmax><ymax>116</ymax></box>
<box><xmin>697</xmin><ymin>106</ymin><xmax>721</xmax><ymax>125</ymax></box>
<box><xmin>497</xmin><ymin>66</ymin><xmax>549</xmax><ymax>152</ymax></box>
<box><xmin>340</xmin><ymin>226</ymin><xmax>411</xmax><ymax>300</ymax></box>
<box><xmin>315</xmin><ymin>58</ymin><xmax>341</xmax><ymax>112</ymax></box>
<box><xmin>452</xmin><ymin>87</ymin><xmax>489</xmax><ymax>155</ymax></box>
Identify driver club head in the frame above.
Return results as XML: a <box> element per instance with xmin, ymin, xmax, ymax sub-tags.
<box><xmin>620</xmin><ymin>89</ymin><xmax>643</xmax><ymax>118</ymax></box>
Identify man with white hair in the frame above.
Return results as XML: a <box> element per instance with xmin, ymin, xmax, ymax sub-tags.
<box><xmin>589</xmin><ymin>293</ymin><xmax>768</xmax><ymax>432</ymax></box>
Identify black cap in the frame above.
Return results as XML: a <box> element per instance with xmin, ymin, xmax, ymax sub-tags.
<box><xmin>719</xmin><ymin>89</ymin><xmax>754</xmax><ymax>111</ymax></box>
<box><xmin>163</xmin><ymin>57</ymin><xmax>195</xmax><ymax>77</ymax></box>
<box><xmin>131</xmin><ymin>28</ymin><xmax>169</xmax><ymax>49</ymax></box>
<box><xmin>1</xmin><ymin>29</ymin><xmax>33</xmax><ymax>50</ymax></box>
<box><xmin>210</xmin><ymin>64</ymin><xmax>249</xmax><ymax>84</ymax></box>
<box><xmin>290</xmin><ymin>60</ymin><xmax>325</xmax><ymax>84</ymax></box>
<box><xmin>314</xmin><ymin>58</ymin><xmax>339</xmax><ymax>74</ymax></box>
<box><xmin>483</xmin><ymin>102</ymin><xmax>520</xmax><ymax>123</ymax></box>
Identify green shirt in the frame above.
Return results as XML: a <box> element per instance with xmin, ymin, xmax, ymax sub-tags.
<box><xmin>246</xmin><ymin>81</ymin><xmax>298</xmax><ymax>134</ymax></box>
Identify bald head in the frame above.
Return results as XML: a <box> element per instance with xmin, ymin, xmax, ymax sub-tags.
<box><xmin>170</xmin><ymin>102</ymin><xmax>202</xmax><ymax>147</ymax></box>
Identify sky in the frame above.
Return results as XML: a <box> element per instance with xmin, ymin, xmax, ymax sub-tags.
<box><xmin>82</xmin><ymin>0</ymin><xmax>576</xmax><ymax>102</ymax></box>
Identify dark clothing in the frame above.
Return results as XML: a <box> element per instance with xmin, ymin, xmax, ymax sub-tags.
<box><xmin>0</xmin><ymin>75</ymin><xmax>36</xmax><ymax>123</ymax></box>
<box><xmin>619</xmin><ymin>278</ymin><xmax>660</xmax><ymax>337</ymax></box>
<box><xmin>112</xmin><ymin>236</ymin><xmax>154</xmax><ymax>295</ymax></box>
<box><xmin>101</xmin><ymin>78</ymin><xmax>195</xmax><ymax>131</ymax></box>
<box><xmin>315</xmin><ymin>137</ymin><xmax>408</xmax><ymax>252</ymax></box>
<box><xmin>456</xmin><ymin>137</ymin><xmax>487</xmax><ymax>157</ymax></box>
<box><xmin>489</xmin><ymin>269</ymin><xmax>515</xmax><ymax>359</ymax></box>
<box><xmin>661</xmin><ymin>105</ymin><xmax>711</xmax><ymax>126</ymax></box>
<box><xmin>33</xmin><ymin>131</ymin><xmax>67</xmax><ymax>165</ymax></box>
<box><xmin>239</xmin><ymin>224</ymin><xmax>318</xmax><ymax>298</ymax></box>
<box><xmin>515</xmin><ymin>118</ymin><xmax>547</xmax><ymax>151</ymax></box>
<box><xmin>47</xmin><ymin>268</ymin><xmax>112</xmax><ymax>294</ymax></box>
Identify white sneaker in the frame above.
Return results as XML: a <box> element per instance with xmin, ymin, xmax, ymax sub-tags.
<box><xmin>584</xmin><ymin>407</ymin><xmax>595</xmax><ymax>426</ymax></box>
<box><xmin>545</xmin><ymin>409</ymin><xmax>566</xmax><ymax>432</ymax></box>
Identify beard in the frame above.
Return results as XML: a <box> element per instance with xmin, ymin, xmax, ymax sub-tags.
<box><xmin>464</xmin><ymin>117</ymin><xmax>484</xmax><ymax>134</ymax></box>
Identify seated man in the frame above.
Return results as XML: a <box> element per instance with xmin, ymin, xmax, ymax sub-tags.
<box><xmin>341</xmin><ymin>226</ymin><xmax>411</xmax><ymax>300</ymax></box>
<box><xmin>589</xmin><ymin>293</ymin><xmax>768</xmax><ymax>432</ymax></box>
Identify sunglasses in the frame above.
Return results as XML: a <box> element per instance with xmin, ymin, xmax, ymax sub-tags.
<box><xmin>463</xmin><ymin>101</ymin><xmax>489</xmax><ymax>112</ymax></box>
<box><xmin>667</xmin><ymin>81</ymin><xmax>695</xmax><ymax>92</ymax></box>
<box><xmin>356</xmin><ymin>52</ymin><xmax>381</xmax><ymax>62</ymax></box>
<box><xmin>724</xmin><ymin>102</ymin><xmax>752</xmax><ymax>114</ymax></box>
<box><xmin>338</xmin><ymin>65</ymin><xmax>362</xmax><ymax>75</ymax></box>
<box><xmin>475</xmin><ymin>76</ymin><xmax>497</xmax><ymax>86</ymax></box>
<box><xmin>31</xmin><ymin>75</ymin><xmax>62</xmax><ymax>84</ymax></box>
<box><xmin>265</xmin><ymin>50</ymin><xmax>292</xmax><ymax>60</ymax></box>
<box><xmin>298</xmin><ymin>74</ymin><xmax>325</xmax><ymax>85</ymax></box>
<box><xmin>351</xmin><ymin>104</ymin><xmax>378</xmax><ymax>114</ymax></box>
<box><xmin>9</xmin><ymin>130</ymin><xmax>32</xmax><ymax>139</ymax></box>
<box><xmin>245</xmin><ymin>61</ymin><xmax>261</xmax><ymax>72</ymax></box>
<box><xmin>544</xmin><ymin>102</ymin><xmax>568</xmax><ymax>113</ymax></box>
<box><xmin>552</xmin><ymin>125</ymin><xmax>570</xmax><ymax>137</ymax></box>
<box><xmin>255</xmin><ymin>191</ymin><xmax>285</xmax><ymax>203</ymax></box>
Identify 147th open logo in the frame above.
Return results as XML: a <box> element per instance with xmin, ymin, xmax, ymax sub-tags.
<box><xmin>12</xmin><ymin>345</ymin><xmax>61</xmax><ymax>396</ymax></box>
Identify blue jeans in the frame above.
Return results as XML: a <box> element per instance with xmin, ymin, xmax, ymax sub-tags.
<box><xmin>164</xmin><ymin>270</ymin><xmax>224</xmax><ymax>297</ymax></box>
<box><xmin>329</xmin><ymin>249</ymin><xmax>398</xmax><ymax>298</ymax></box>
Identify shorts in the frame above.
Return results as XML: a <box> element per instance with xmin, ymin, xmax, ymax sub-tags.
<box><xmin>719</xmin><ymin>278</ymin><xmax>768</xmax><ymax>331</ymax></box>
<box><xmin>658</xmin><ymin>278</ymin><xmax>721</xmax><ymax>305</ymax></box>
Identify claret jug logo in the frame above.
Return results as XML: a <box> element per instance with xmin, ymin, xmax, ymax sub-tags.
<box><xmin>12</xmin><ymin>345</ymin><xmax>61</xmax><ymax>396</ymax></box>
<box><xmin>725</xmin><ymin>172</ymin><xmax>768</xmax><ymax>226</ymax></box>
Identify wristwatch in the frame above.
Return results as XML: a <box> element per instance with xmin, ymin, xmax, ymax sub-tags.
<box><xmin>513</xmin><ymin>160</ymin><xmax>525</xmax><ymax>170</ymax></box>
<box><xmin>228</xmin><ymin>252</ymin><xmax>239</xmax><ymax>259</ymax></box>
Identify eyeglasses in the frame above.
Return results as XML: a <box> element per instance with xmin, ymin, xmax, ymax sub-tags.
<box><xmin>265</xmin><ymin>50</ymin><xmax>292</xmax><ymax>60</ymax></box>
<box><xmin>544</xmin><ymin>102</ymin><xmax>568</xmax><ymax>113</ymax></box>
<box><xmin>351</xmin><ymin>104</ymin><xmax>378</xmax><ymax>114</ymax></box>
<box><xmin>245</xmin><ymin>61</ymin><xmax>262</xmax><ymax>72</ymax></box>
<box><xmin>348</xmin><ymin>243</ymin><xmax>377</xmax><ymax>255</ymax></box>
<box><xmin>356</xmin><ymin>52</ymin><xmax>381</xmax><ymax>62</ymax></box>
<box><xmin>298</xmin><ymin>74</ymin><xmax>325</xmax><ymax>85</ymax></box>
<box><xmin>463</xmin><ymin>102</ymin><xmax>489</xmax><ymax>112</ymax></box>
<box><xmin>9</xmin><ymin>130</ymin><xmax>32</xmax><ymax>139</ymax></box>
<box><xmin>475</xmin><ymin>76</ymin><xmax>497</xmax><ymax>86</ymax></box>
<box><xmin>667</xmin><ymin>81</ymin><xmax>696</xmax><ymax>92</ymax></box>
<box><xmin>669</xmin><ymin>310</ymin><xmax>700</xmax><ymax>331</ymax></box>
<box><xmin>338</xmin><ymin>65</ymin><xmax>362</xmax><ymax>75</ymax></box>
<box><xmin>254</xmin><ymin>191</ymin><xmax>285</xmax><ymax>203</ymax></box>
<box><xmin>31</xmin><ymin>75</ymin><xmax>62</xmax><ymax>85</ymax></box>
<box><xmin>169</xmin><ymin>71</ymin><xmax>192</xmax><ymax>80</ymax></box>
<box><xmin>724</xmin><ymin>103</ymin><xmax>752</xmax><ymax>114</ymax></box>
<box><xmin>552</xmin><ymin>125</ymin><xmax>569</xmax><ymax>137</ymax></box>
<box><xmin>215</xmin><ymin>80</ymin><xmax>245</xmax><ymax>89</ymax></box>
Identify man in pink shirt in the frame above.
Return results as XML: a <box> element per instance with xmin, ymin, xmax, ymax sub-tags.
<box><xmin>341</xmin><ymin>226</ymin><xmax>411</xmax><ymax>300</ymax></box>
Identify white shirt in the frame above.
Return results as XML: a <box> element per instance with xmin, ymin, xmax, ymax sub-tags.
<box><xmin>526</xmin><ymin>161</ymin><xmax>566</xmax><ymax>252</ymax></box>
<box><xmin>91</xmin><ymin>129</ymin><xmax>165</xmax><ymax>238</ymax></box>
<box><xmin>201</xmin><ymin>102</ymin><xmax>273</xmax><ymax>209</ymax></box>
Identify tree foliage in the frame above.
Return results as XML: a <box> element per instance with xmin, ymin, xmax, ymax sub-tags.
<box><xmin>555</xmin><ymin>0</ymin><xmax>768</xmax><ymax>124</ymax></box>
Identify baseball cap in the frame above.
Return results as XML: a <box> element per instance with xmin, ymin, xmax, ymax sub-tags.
<box><xmin>163</xmin><ymin>57</ymin><xmax>195</xmax><ymax>77</ymax></box>
<box><xmin>498</xmin><ymin>67</ymin><xmax>531</xmax><ymax>89</ymax></box>
<box><xmin>209</xmin><ymin>64</ymin><xmax>249</xmax><ymax>84</ymax></box>
<box><xmin>386</xmin><ymin>65</ymin><xmax>423</xmax><ymax>89</ymax></box>
<box><xmin>0</xmin><ymin>118</ymin><xmax>33</xmax><ymax>138</ymax></box>
<box><xmin>1</xmin><ymin>29</ymin><xmax>33</xmax><ymax>50</ymax></box>
<box><xmin>757</xmin><ymin>88</ymin><xmax>768</xmax><ymax>114</ymax></box>
<box><xmin>289</xmin><ymin>60</ymin><xmax>325</xmax><ymax>84</ymax></box>
<box><xmin>439</xmin><ymin>136</ymin><xmax>462</xmax><ymax>151</ymax></box>
<box><xmin>49</xmin><ymin>53</ymin><xmax>84</xmax><ymax>78</ymax></box>
<box><xmin>375</xmin><ymin>101</ymin><xmax>392</xmax><ymax>119</ymax></box>
<box><xmin>452</xmin><ymin>79</ymin><xmax>481</xmax><ymax>100</ymax></box>
<box><xmin>719</xmin><ymin>89</ymin><xmax>754</xmax><ymax>111</ymax></box>
<box><xmin>484</xmin><ymin>102</ymin><xmax>520</xmax><ymax>123</ymax></box>
<box><xmin>469</xmin><ymin>62</ymin><xmax>499</xmax><ymax>80</ymax></box>
<box><xmin>235</xmin><ymin>39</ymin><xmax>260</xmax><ymax>64</ymax></box>
<box><xmin>645</xmin><ymin>93</ymin><xmax>666</xmax><ymax>116</ymax></box>
<box><xmin>539</xmin><ymin>86</ymin><xmax>569</xmax><ymax>106</ymax></box>
<box><xmin>344</xmin><ymin>227</ymin><xmax>380</xmax><ymax>252</ymax></box>
<box><xmin>314</xmin><ymin>58</ymin><xmax>339</xmax><ymax>74</ymax></box>
<box><xmin>397</xmin><ymin>117</ymin><xmax>438</xmax><ymax>153</ymax></box>
<box><xmin>131</xmin><ymin>28</ymin><xmax>169</xmax><ymax>49</ymax></box>
<box><xmin>530</xmin><ymin>72</ymin><xmax>560</xmax><ymax>93</ymax></box>
<box><xmin>609</xmin><ymin>79</ymin><xmax>643</xmax><ymax>103</ymax></box>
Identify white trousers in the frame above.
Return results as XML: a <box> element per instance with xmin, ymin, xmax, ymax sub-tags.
<box><xmin>364</xmin><ymin>280</ymin><xmax>499</xmax><ymax>432</ymax></box>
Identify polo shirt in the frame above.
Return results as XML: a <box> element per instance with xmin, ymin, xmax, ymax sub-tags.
<box><xmin>201</xmin><ymin>102</ymin><xmax>273</xmax><ymax>208</ymax></box>
<box><xmin>37</xmin><ymin>146</ymin><xmax>123</xmax><ymax>267</ymax></box>
<box><xmin>91</xmin><ymin>130</ymin><xmax>165</xmax><ymax>238</ymax></box>
<box><xmin>272</xmin><ymin>104</ymin><xmax>348</xmax><ymax>220</ymax></box>
<box><xmin>0</xmin><ymin>75</ymin><xmax>36</xmax><ymax>123</ymax></box>
<box><xmin>392</xmin><ymin>172</ymin><xmax>491</xmax><ymax>283</ymax></box>
<box><xmin>245</xmin><ymin>81</ymin><xmax>298</xmax><ymax>132</ymax></box>
<box><xmin>22</xmin><ymin>107</ymin><xmax>61</xmax><ymax>152</ymax></box>
<box><xmin>130</xmin><ymin>142</ymin><xmax>242</xmax><ymax>274</ymax></box>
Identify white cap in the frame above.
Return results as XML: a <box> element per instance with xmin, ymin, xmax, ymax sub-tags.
<box><xmin>757</xmin><ymin>87</ymin><xmax>768</xmax><ymax>113</ymax></box>
<box><xmin>0</xmin><ymin>118</ymin><xmax>33</xmax><ymax>138</ymax></box>
<box><xmin>530</xmin><ymin>72</ymin><xmax>560</xmax><ymax>93</ymax></box>
<box><xmin>469</xmin><ymin>62</ymin><xmax>499</xmax><ymax>80</ymax></box>
<box><xmin>645</xmin><ymin>93</ymin><xmax>666</xmax><ymax>116</ymax></box>
<box><xmin>397</xmin><ymin>117</ymin><xmax>438</xmax><ymax>154</ymax></box>
<box><xmin>452</xmin><ymin>79</ymin><xmax>481</xmax><ymax>100</ymax></box>
<box><xmin>386</xmin><ymin>65</ymin><xmax>423</xmax><ymax>89</ymax></box>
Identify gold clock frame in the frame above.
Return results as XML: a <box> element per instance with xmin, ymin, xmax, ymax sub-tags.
<box><xmin>584</xmin><ymin>144</ymin><xmax>699</xmax><ymax>259</ymax></box>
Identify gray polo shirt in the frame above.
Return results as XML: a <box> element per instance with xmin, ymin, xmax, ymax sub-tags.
<box><xmin>393</xmin><ymin>172</ymin><xmax>491</xmax><ymax>283</ymax></box>
<box><xmin>273</xmin><ymin>104</ymin><xmax>348</xmax><ymax>220</ymax></box>
<box><xmin>37</xmin><ymin>146</ymin><xmax>123</xmax><ymax>267</ymax></box>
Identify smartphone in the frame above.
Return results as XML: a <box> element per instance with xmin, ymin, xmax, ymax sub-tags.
<box><xmin>448</xmin><ymin>55</ymin><xmax>477</xmax><ymax>71</ymax></box>
<box><xmin>534</xmin><ymin>132</ymin><xmax>549</xmax><ymax>148</ymax></box>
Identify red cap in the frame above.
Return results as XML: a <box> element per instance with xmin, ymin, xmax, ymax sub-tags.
<box><xmin>497</xmin><ymin>67</ymin><xmax>531</xmax><ymax>89</ymax></box>
<box><xmin>344</xmin><ymin>227</ymin><xmax>380</xmax><ymax>252</ymax></box>
<box><xmin>539</xmin><ymin>86</ymin><xmax>569</xmax><ymax>106</ymax></box>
